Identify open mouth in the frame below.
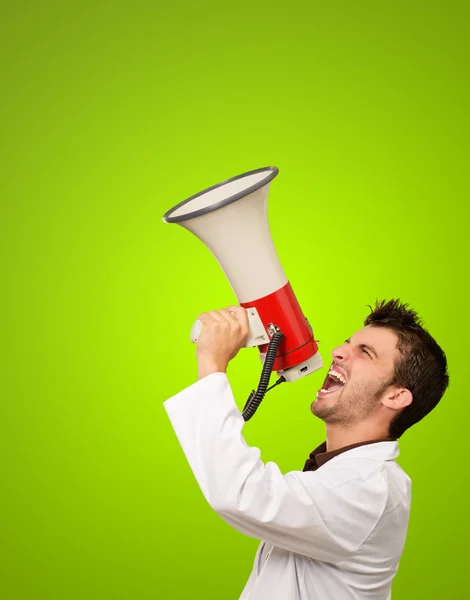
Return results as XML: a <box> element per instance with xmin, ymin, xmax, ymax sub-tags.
<box><xmin>316</xmin><ymin>366</ymin><xmax>347</xmax><ymax>399</ymax></box>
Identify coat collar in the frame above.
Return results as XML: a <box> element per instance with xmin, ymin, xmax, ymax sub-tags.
<box><xmin>302</xmin><ymin>437</ymin><xmax>397</xmax><ymax>471</ymax></box>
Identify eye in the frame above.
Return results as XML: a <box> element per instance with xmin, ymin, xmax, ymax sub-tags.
<box><xmin>362</xmin><ymin>348</ymin><xmax>371</xmax><ymax>357</ymax></box>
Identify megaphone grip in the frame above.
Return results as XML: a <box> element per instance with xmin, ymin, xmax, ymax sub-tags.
<box><xmin>190</xmin><ymin>319</ymin><xmax>203</xmax><ymax>343</ymax></box>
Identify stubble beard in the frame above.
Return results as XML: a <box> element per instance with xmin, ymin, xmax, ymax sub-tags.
<box><xmin>311</xmin><ymin>379</ymin><xmax>392</xmax><ymax>426</ymax></box>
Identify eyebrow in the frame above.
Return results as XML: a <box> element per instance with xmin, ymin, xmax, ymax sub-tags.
<box><xmin>345</xmin><ymin>338</ymin><xmax>379</xmax><ymax>359</ymax></box>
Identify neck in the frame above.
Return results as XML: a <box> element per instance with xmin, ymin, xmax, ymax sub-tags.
<box><xmin>325</xmin><ymin>420</ymin><xmax>391</xmax><ymax>452</ymax></box>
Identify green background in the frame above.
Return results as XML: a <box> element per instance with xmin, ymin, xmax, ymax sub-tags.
<box><xmin>1</xmin><ymin>1</ymin><xmax>468</xmax><ymax>598</ymax></box>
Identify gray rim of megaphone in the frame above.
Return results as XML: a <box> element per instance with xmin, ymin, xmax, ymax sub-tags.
<box><xmin>162</xmin><ymin>166</ymin><xmax>279</xmax><ymax>223</ymax></box>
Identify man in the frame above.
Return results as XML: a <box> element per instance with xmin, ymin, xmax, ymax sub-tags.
<box><xmin>163</xmin><ymin>299</ymin><xmax>449</xmax><ymax>599</ymax></box>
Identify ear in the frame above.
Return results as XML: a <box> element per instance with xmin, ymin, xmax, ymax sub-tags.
<box><xmin>381</xmin><ymin>387</ymin><xmax>413</xmax><ymax>412</ymax></box>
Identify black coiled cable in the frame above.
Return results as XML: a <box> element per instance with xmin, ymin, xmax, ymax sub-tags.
<box><xmin>242</xmin><ymin>330</ymin><xmax>287</xmax><ymax>421</ymax></box>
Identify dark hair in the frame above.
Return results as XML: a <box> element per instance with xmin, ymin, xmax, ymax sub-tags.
<box><xmin>364</xmin><ymin>299</ymin><xmax>449</xmax><ymax>438</ymax></box>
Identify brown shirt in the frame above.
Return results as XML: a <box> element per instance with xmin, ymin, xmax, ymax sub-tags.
<box><xmin>302</xmin><ymin>437</ymin><xmax>396</xmax><ymax>472</ymax></box>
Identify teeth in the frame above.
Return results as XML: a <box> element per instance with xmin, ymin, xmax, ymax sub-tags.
<box><xmin>317</xmin><ymin>369</ymin><xmax>348</xmax><ymax>399</ymax></box>
<box><xmin>328</xmin><ymin>368</ymin><xmax>346</xmax><ymax>384</ymax></box>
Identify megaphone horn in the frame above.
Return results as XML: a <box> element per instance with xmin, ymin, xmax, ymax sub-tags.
<box><xmin>163</xmin><ymin>167</ymin><xmax>323</xmax><ymax>419</ymax></box>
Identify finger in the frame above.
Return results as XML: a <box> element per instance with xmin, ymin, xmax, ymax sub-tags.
<box><xmin>197</xmin><ymin>311</ymin><xmax>221</xmax><ymax>324</ymax></box>
<box><xmin>219</xmin><ymin>308</ymin><xmax>240</xmax><ymax>325</ymax></box>
<box><xmin>225</xmin><ymin>307</ymin><xmax>249</xmax><ymax>340</ymax></box>
<box><xmin>226</xmin><ymin>305</ymin><xmax>249</xmax><ymax>328</ymax></box>
<box><xmin>209</xmin><ymin>310</ymin><xmax>229</xmax><ymax>323</ymax></box>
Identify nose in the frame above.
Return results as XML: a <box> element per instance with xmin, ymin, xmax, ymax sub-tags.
<box><xmin>332</xmin><ymin>342</ymin><xmax>350</xmax><ymax>362</ymax></box>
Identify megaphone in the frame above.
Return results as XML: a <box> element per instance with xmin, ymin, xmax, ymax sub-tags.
<box><xmin>162</xmin><ymin>166</ymin><xmax>323</xmax><ymax>420</ymax></box>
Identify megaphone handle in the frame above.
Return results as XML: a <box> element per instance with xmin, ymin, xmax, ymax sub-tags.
<box><xmin>190</xmin><ymin>318</ymin><xmax>204</xmax><ymax>343</ymax></box>
<box><xmin>190</xmin><ymin>308</ymin><xmax>268</xmax><ymax>348</ymax></box>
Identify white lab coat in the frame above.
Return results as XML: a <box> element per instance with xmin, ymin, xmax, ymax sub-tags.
<box><xmin>164</xmin><ymin>372</ymin><xmax>411</xmax><ymax>600</ymax></box>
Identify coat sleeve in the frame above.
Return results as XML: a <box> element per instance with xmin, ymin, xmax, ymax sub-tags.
<box><xmin>163</xmin><ymin>372</ymin><xmax>389</xmax><ymax>563</ymax></box>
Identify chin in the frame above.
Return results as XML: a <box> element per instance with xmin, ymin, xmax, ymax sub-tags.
<box><xmin>310</xmin><ymin>402</ymin><xmax>332</xmax><ymax>419</ymax></box>
<box><xmin>311</xmin><ymin>390</ymin><xmax>344</xmax><ymax>419</ymax></box>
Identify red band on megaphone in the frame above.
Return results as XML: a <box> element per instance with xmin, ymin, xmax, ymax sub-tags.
<box><xmin>240</xmin><ymin>282</ymin><xmax>319</xmax><ymax>372</ymax></box>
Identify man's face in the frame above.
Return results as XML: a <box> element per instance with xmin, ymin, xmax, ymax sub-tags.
<box><xmin>311</xmin><ymin>325</ymin><xmax>401</xmax><ymax>425</ymax></box>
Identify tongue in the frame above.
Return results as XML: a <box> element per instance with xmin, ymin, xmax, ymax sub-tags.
<box><xmin>329</xmin><ymin>382</ymin><xmax>343</xmax><ymax>392</ymax></box>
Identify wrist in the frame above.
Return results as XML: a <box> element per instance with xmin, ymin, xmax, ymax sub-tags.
<box><xmin>197</xmin><ymin>358</ymin><xmax>227</xmax><ymax>380</ymax></box>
